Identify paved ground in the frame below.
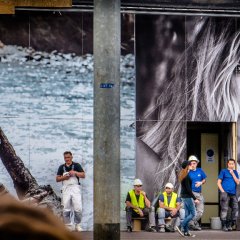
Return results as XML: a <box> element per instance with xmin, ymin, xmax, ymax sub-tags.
<box><xmin>75</xmin><ymin>230</ymin><xmax>240</xmax><ymax>240</ymax></box>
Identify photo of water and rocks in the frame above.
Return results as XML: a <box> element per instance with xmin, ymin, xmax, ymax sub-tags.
<box><xmin>0</xmin><ymin>11</ymin><xmax>135</xmax><ymax>230</ymax></box>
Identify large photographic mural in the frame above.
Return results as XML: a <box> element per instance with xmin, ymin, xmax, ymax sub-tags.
<box><xmin>0</xmin><ymin>11</ymin><xmax>135</xmax><ymax>230</ymax></box>
<box><xmin>136</xmin><ymin>15</ymin><xmax>240</xmax><ymax>201</ymax></box>
<box><xmin>3</xmin><ymin>9</ymin><xmax>240</xmax><ymax>231</ymax></box>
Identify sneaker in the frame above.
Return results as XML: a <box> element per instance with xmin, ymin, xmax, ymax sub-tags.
<box><xmin>75</xmin><ymin>224</ymin><xmax>82</xmax><ymax>232</ymax></box>
<box><xmin>175</xmin><ymin>226</ymin><xmax>185</xmax><ymax>237</ymax></box>
<box><xmin>190</xmin><ymin>225</ymin><xmax>202</xmax><ymax>231</ymax></box>
<box><xmin>165</xmin><ymin>225</ymin><xmax>175</xmax><ymax>232</ymax></box>
<box><xmin>127</xmin><ymin>226</ymin><xmax>132</xmax><ymax>232</ymax></box>
<box><xmin>159</xmin><ymin>226</ymin><xmax>165</xmax><ymax>233</ymax></box>
<box><xmin>227</xmin><ymin>223</ymin><xmax>233</xmax><ymax>231</ymax></box>
<box><xmin>147</xmin><ymin>226</ymin><xmax>157</xmax><ymax>232</ymax></box>
<box><xmin>222</xmin><ymin>225</ymin><xmax>228</xmax><ymax>232</ymax></box>
<box><xmin>184</xmin><ymin>231</ymin><xmax>196</xmax><ymax>237</ymax></box>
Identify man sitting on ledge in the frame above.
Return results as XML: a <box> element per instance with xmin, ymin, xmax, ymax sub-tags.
<box><xmin>125</xmin><ymin>178</ymin><xmax>156</xmax><ymax>232</ymax></box>
<box><xmin>157</xmin><ymin>182</ymin><xmax>185</xmax><ymax>233</ymax></box>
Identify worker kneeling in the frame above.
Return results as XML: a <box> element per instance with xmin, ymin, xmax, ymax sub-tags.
<box><xmin>157</xmin><ymin>183</ymin><xmax>185</xmax><ymax>233</ymax></box>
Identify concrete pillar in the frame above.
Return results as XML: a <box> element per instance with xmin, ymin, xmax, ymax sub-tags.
<box><xmin>93</xmin><ymin>0</ymin><xmax>120</xmax><ymax>240</ymax></box>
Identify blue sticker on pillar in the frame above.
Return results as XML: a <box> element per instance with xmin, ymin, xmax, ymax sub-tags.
<box><xmin>100</xmin><ymin>83</ymin><xmax>114</xmax><ymax>88</ymax></box>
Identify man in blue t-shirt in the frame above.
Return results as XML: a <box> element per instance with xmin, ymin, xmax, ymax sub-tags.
<box><xmin>217</xmin><ymin>158</ymin><xmax>239</xmax><ymax>232</ymax></box>
<box><xmin>188</xmin><ymin>155</ymin><xmax>207</xmax><ymax>231</ymax></box>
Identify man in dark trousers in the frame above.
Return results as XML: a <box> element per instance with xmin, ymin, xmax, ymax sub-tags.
<box><xmin>217</xmin><ymin>158</ymin><xmax>239</xmax><ymax>231</ymax></box>
<box><xmin>56</xmin><ymin>151</ymin><xmax>85</xmax><ymax>232</ymax></box>
<box><xmin>125</xmin><ymin>178</ymin><xmax>156</xmax><ymax>232</ymax></box>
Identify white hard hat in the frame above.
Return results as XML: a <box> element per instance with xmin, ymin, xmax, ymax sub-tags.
<box><xmin>133</xmin><ymin>179</ymin><xmax>143</xmax><ymax>186</ymax></box>
<box><xmin>165</xmin><ymin>182</ymin><xmax>174</xmax><ymax>189</ymax></box>
<box><xmin>188</xmin><ymin>155</ymin><xmax>199</xmax><ymax>163</ymax></box>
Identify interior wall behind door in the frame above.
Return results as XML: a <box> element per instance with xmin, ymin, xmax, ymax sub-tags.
<box><xmin>201</xmin><ymin>133</ymin><xmax>219</xmax><ymax>223</ymax></box>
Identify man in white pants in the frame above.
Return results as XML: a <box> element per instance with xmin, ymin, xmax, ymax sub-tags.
<box><xmin>56</xmin><ymin>151</ymin><xmax>85</xmax><ymax>231</ymax></box>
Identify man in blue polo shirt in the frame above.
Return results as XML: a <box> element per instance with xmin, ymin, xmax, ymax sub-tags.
<box><xmin>188</xmin><ymin>155</ymin><xmax>207</xmax><ymax>231</ymax></box>
<box><xmin>217</xmin><ymin>158</ymin><xmax>239</xmax><ymax>231</ymax></box>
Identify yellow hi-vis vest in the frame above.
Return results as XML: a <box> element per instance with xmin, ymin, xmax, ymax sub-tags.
<box><xmin>163</xmin><ymin>191</ymin><xmax>178</xmax><ymax>208</ymax></box>
<box><xmin>129</xmin><ymin>189</ymin><xmax>145</xmax><ymax>213</ymax></box>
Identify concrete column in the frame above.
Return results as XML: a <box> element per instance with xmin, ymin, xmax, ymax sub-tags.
<box><xmin>93</xmin><ymin>0</ymin><xmax>120</xmax><ymax>240</ymax></box>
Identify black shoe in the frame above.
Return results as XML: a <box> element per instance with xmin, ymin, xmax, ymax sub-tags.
<box><xmin>227</xmin><ymin>220</ymin><xmax>233</xmax><ymax>231</ymax></box>
<box><xmin>165</xmin><ymin>225</ymin><xmax>175</xmax><ymax>232</ymax></box>
<box><xmin>147</xmin><ymin>226</ymin><xmax>157</xmax><ymax>232</ymax></box>
<box><xmin>127</xmin><ymin>226</ymin><xmax>132</xmax><ymax>232</ymax></box>
<box><xmin>189</xmin><ymin>225</ymin><xmax>202</xmax><ymax>231</ymax></box>
<box><xmin>222</xmin><ymin>225</ymin><xmax>228</xmax><ymax>232</ymax></box>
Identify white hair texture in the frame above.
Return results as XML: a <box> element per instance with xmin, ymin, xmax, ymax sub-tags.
<box><xmin>138</xmin><ymin>17</ymin><xmax>240</xmax><ymax>196</ymax></box>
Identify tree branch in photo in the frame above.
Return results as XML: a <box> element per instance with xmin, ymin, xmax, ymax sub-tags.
<box><xmin>0</xmin><ymin>127</ymin><xmax>62</xmax><ymax>216</ymax></box>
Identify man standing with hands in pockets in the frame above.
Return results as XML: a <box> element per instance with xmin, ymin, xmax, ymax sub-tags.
<box><xmin>217</xmin><ymin>158</ymin><xmax>239</xmax><ymax>232</ymax></box>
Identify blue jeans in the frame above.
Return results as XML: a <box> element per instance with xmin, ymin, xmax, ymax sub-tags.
<box><xmin>181</xmin><ymin>198</ymin><xmax>196</xmax><ymax>233</ymax></box>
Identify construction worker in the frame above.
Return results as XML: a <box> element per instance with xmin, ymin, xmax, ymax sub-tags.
<box><xmin>56</xmin><ymin>151</ymin><xmax>85</xmax><ymax>232</ymax></box>
<box><xmin>217</xmin><ymin>158</ymin><xmax>239</xmax><ymax>231</ymax></box>
<box><xmin>125</xmin><ymin>178</ymin><xmax>156</xmax><ymax>232</ymax></box>
<box><xmin>157</xmin><ymin>182</ymin><xmax>185</xmax><ymax>233</ymax></box>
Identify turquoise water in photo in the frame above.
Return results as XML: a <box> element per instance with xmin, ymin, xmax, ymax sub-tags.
<box><xmin>0</xmin><ymin>46</ymin><xmax>135</xmax><ymax>230</ymax></box>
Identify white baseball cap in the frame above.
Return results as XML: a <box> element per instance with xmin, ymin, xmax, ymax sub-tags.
<box><xmin>188</xmin><ymin>155</ymin><xmax>199</xmax><ymax>163</ymax></box>
<box><xmin>133</xmin><ymin>179</ymin><xmax>143</xmax><ymax>186</ymax></box>
<box><xmin>165</xmin><ymin>182</ymin><xmax>174</xmax><ymax>189</ymax></box>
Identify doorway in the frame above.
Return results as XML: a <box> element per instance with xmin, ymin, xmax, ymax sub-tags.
<box><xmin>187</xmin><ymin>122</ymin><xmax>237</xmax><ymax>224</ymax></box>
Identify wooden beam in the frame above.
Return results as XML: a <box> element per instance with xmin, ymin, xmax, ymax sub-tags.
<box><xmin>0</xmin><ymin>3</ymin><xmax>14</xmax><ymax>14</ymax></box>
<box><xmin>13</xmin><ymin>0</ymin><xmax>72</xmax><ymax>7</ymax></box>
<box><xmin>0</xmin><ymin>0</ymin><xmax>72</xmax><ymax>14</ymax></box>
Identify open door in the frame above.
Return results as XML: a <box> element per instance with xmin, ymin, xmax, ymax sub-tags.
<box><xmin>187</xmin><ymin>122</ymin><xmax>237</xmax><ymax>225</ymax></box>
<box><xmin>201</xmin><ymin>133</ymin><xmax>219</xmax><ymax>224</ymax></box>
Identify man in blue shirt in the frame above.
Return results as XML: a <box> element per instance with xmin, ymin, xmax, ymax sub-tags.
<box><xmin>217</xmin><ymin>158</ymin><xmax>239</xmax><ymax>232</ymax></box>
<box><xmin>188</xmin><ymin>155</ymin><xmax>207</xmax><ymax>231</ymax></box>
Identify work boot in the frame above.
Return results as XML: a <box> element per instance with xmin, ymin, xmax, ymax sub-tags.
<box><xmin>190</xmin><ymin>225</ymin><xmax>202</xmax><ymax>231</ymax></box>
<box><xmin>159</xmin><ymin>225</ymin><xmax>165</xmax><ymax>233</ymax></box>
<box><xmin>147</xmin><ymin>226</ymin><xmax>157</xmax><ymax>232</ymax></box>
<box><xmin>165</xmin><ymin>224</ymin><xmax>175</xmax><ymax>232</ymax></box>
<box><xmin>222</xmin><ymin>220</ymin><xmax>228</xmax><ymax>232</ymax></box>
<box><xmin>227</xmin><ymin>220</ymin><xmax>235</xmax><ymax>231</ymax></box>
